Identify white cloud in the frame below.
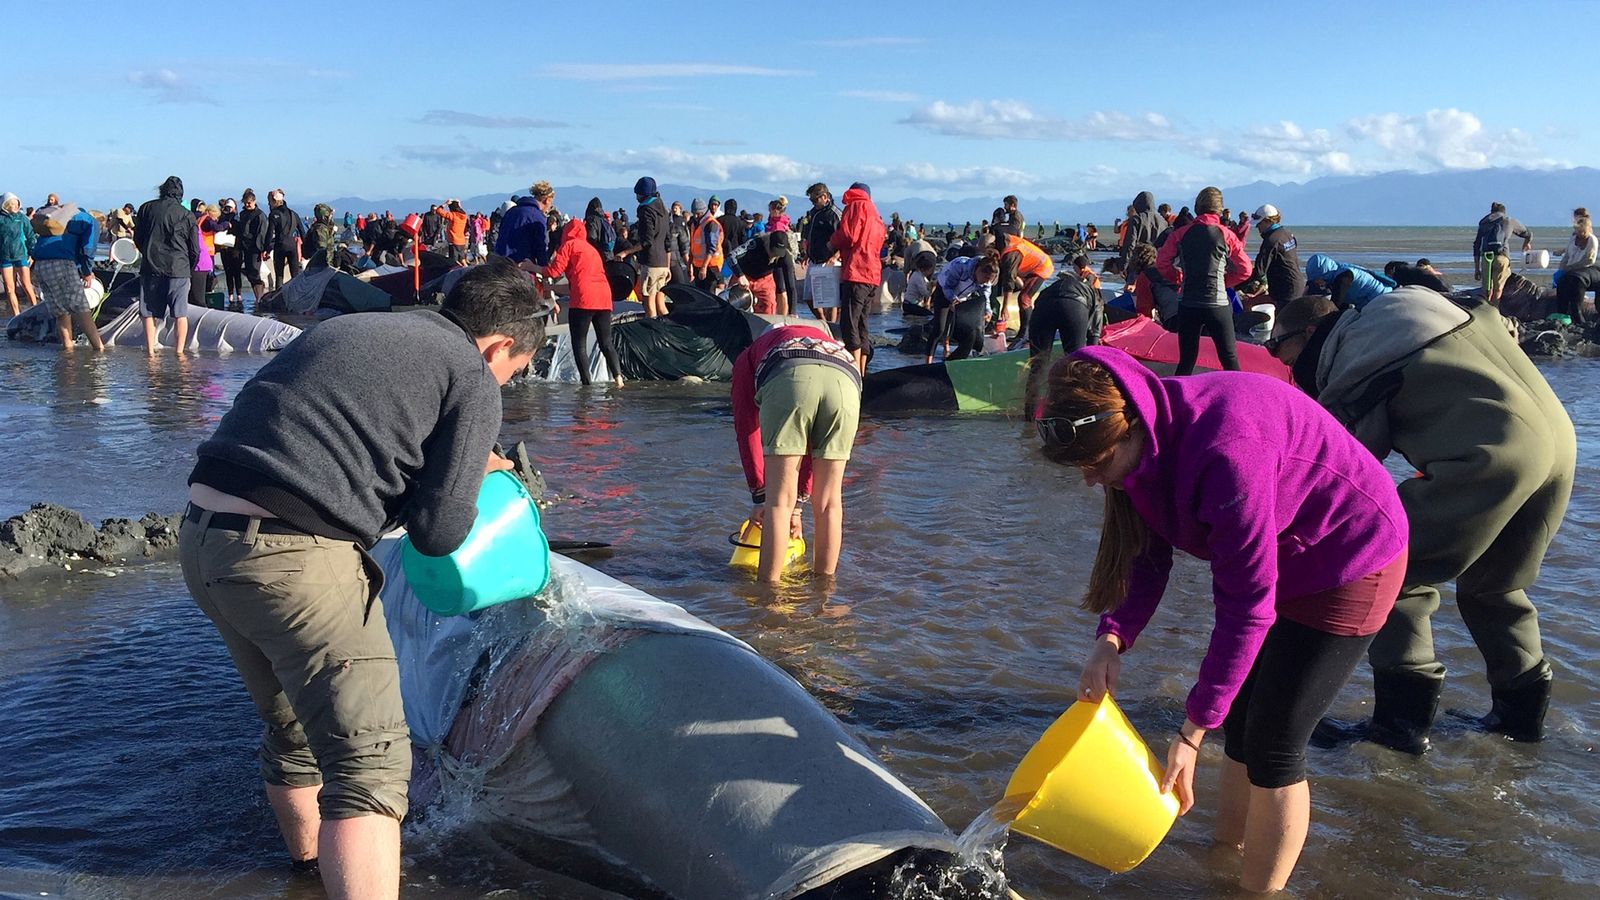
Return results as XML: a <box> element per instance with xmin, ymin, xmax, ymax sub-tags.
<box><xmin>900</xmin><ymin>100</ymin><xmax>1173</xmax><ymax>142</ymax></box>
<box><xmin>127</xmin><ymin>69</ymin><xmax>216</xmax><ymax>105</ymax></box>
<box><xmin>416</xmin><ymin>110</ymin><xmax>567</xmax><ymax>129</ymax></box>
<box><xmin>541</xmin><ymin>63</ymin><xmax>809</xmax><ymax>80</ymax></box>
<box><xmin>808</xmin><ymin>36</ymin><xmax>925</xmax><ymax>48</ymax></box>
<box><xmin>859</xmin><ymin>162</ymin><xmax>1043</xmax><ymax>191</ymax></box>
<box><xmin>840</xmin><ymin>89</ymin><xmax>922</xmax><ymax>103</ymax></box>
<box><xmin>1345</xmin><ymin>108</ymin><xmax>1548</xmax><ymax>170</ymax></box>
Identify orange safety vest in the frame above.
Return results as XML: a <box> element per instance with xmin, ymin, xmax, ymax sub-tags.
<box><xmin>1006</xmin><ymin>237</ymin><xmax>1055</xmax><ymax>279</ymax></box>
<box><xmin>690</xmin><ymin>215</ymin><xmax>723</xmax><ymax>268</ymax></box>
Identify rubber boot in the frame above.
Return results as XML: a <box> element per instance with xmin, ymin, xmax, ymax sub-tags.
<box><xmin>1448</xmin><ymin>661</ymin><xmax>1553</xmax><ymax>742</ymax></box>
<box><xmin>1311</xmin><ymin>671</ymin><xmax>1441</xmax><ymax>756</ymax></box>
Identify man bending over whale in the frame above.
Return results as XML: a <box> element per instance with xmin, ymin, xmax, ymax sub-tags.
<box><xmin>178</xmin><ymin>258</ymin><xmax>547</xmax><ymax>899</ymax></box>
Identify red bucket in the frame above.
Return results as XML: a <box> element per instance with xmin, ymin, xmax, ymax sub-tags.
<box><xmin>400</xmin><ymin>213</ymin><xmax>423</xmax><ymax>236</ymax></box>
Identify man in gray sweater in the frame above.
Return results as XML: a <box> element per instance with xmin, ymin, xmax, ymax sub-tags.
<box><xmin>178</xmin><ymin>257</ymin><xmax>547</xmax><ymax>899</ymax></box>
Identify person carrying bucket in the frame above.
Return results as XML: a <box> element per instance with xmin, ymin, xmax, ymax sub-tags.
<box><xmin>178</xmin><ymin>258</ymin><xmax>550</xmax><ymax>899</ymax></box>
<box><xmin>731</xmin><ymin>323</ymin><xmax>862</xmax><ymax>584</ymax></box>
<box><xmin>1037</xmin><ymin>345</ymin><xmax>1408</xmax><ymax>893</ymax></box>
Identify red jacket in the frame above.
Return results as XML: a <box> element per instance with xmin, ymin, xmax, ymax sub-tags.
<box><xmin>828</xmin><ymin>186</ymin><xmax>886</xmax><ymax>285</ymax></box>
<box><xmin>543</xmin><ymin>219</ymin><xmax>612</xmax><ymax>311</ymax></box>
<box><xmin>731</xmin><ymin>324</ymin><xmax>844</xmax><ymax>502</ymax></box>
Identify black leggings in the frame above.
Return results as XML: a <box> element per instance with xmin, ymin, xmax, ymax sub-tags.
<box><xmin>929</xmin><ymin>286</ymin><xmax>984</xmax><ymax>360</ymax></box>
<box><xmin>569</xmin><ymin>309</ymin><xmax>620</xmax><ymax>384</ymax></box>
<box><xmin>1174</xmin><ymin>304</ymin><xmax>1239</xmax><ymax>375</ymax></box>
<box><xmin>1222</xmin><ymin>618</ymin><xmax>1374</xmax><ymax>788</ymax></box>
<box><xmin>272</xmin><ymin>248</ymin><xmax>301</xmax><ymax>286</ymax></box>
<box><xmin>219</xmin><ymin>250</ymin><xmax>244</xmax><ymax>296</ymax></box>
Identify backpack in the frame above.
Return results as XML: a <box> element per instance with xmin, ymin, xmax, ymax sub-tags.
<box><xmin>600</xmin><ymin>216</ymin><xmax>616</xmax><ymax>253</ymax></box>
<box><xmin>1478</xmin><ymin>214</ymin><xmax>1509</xmax><ymax>253</ymax></box>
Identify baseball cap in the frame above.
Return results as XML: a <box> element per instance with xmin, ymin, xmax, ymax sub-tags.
<box><xmin>1252</xmin><ymin>204</ymin><xmax>1279</xmax><ymax>220</ymax></box>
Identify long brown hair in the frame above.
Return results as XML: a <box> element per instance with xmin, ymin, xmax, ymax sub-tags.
<box><xmin>1038</xmin><ymin>358</ymin><xmax>1147</xmax><ymax>614</ymax></box>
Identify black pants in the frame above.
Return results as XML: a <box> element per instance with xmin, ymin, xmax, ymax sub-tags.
<box><xmin>1222</xmin><ymin>618</ymin><xmax>1374</xmax><ymax>788</ymax></box>
<box><xmin>272</xmin><ymin>248</ymin><xmax>301</xmax><ymax>286</ymax></box>
<box><xmin>1027</xmin><ymin>289</ymin><xmax>1096</xmax><ymax>354</ymax></box>
<box><xmin>219</xmin><ymin>249</ymin><xmax>244</xmax><ymax>296</ymax></box>
<box><xmin>928</xmin><ymin>285</ymin><xmax>983</xmax><ymax>360</ymax></box>
<box><xmin>1557</xmin><ymin>267</ymin><xmax>1599</xmax><ymax>325</ymax></box>
<box><xmin>569</xmin><ymin>309</ymin><xmax>620</xmax><ymax>384</ymax></box>
<box><xmin>1175</xmin><ymin>304</ymin><xmax>1239</xmax><ymax>375</ymax></box>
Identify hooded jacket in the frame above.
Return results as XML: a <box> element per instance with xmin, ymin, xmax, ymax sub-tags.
<box><xmin>1304</xmin><ymin>253</ymin><xmax>1394</xmax><ymax>308</ymax></box>
<box><xmin>305</xmin><ymin>203</ymin><xmax>337</xmax><ymax>265</ymax></box>
<box><xmin>1155</xmin><ymin>212</ymin><xmax>1252</xmax><ymax>308</ymax></box>
<box><xmin>1249</xmin><ymin>223</ymin><xmax>1305</xmax><ymax>303</ymax></box>
<box><xmin>133</xmin><ymin>177</ymin><xmax>199</xmax><ymax>277</ymax></box>
<box><xmin>829</xmin><ymin>185</ymin><xmax>886</xmax><ymax>285</ymax></box>
<box><xmin>1301</xmin><ymin>288</ymin><xmax>1574</xmax><ymax>589</ymax></box>
<box><xmin>234</xmin><ymin>205</ymin><xmax>269</xmax><ymax>256</ymax></box>
<box><xmin>1118</xmin><ymin>191</ymin><xmax>1168</xmax><ymax>261</ymax></box>
<box><xmin>543</xmin><ymin>219</ymin><xmax>612</xmax><ymax>312</ymax></box>
<box><xmin>634</xmin><ymin>194</ymin><xmax>669</xmax><ymax>268</ymax></box>
<box><xmin>0</xmin><ymin>207</ymin><xmax>37</xmax><ymax>262</ymax></box>
<box><xmin>494</xmin><ymin>196</ymin><xmax>550</xmax><ymax>265</ymax></box>
<box><xmin>1078</xmin><ymin>345</ymin><xmax>1409</xmax><ymax>729</ymax></box>
<box><xmin>31</xmin><ymin>208</ymin><xmax>100</xmax><ymax>277</ymax></box>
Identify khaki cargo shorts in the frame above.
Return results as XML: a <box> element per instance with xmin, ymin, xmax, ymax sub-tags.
<box><xmin>756</xmin><ymin>363</ymin><xmax>861</xmax><ymax>460</ymax></box>
<box><xmin>178</xmin><ymin>512</ymin><xmax>411</xmax><ymax>821</ymax></box>
<box><xmin>639</xmin><ymin>265</ymin><xmax>671</xmax><ymax>297</ymax></box>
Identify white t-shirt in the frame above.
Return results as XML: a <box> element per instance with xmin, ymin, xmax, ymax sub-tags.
<box><xmin>905</xmin><ymin>271</ymin><xmax>932</xmax><ymax>307</ymax></box>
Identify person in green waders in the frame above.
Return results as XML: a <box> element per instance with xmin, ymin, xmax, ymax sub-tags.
<box><xmin>1270</xmin><ymin>288</ymin><xmax>1575</xmax><ymax>754</ymax></box>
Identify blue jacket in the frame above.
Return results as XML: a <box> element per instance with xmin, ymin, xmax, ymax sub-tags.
<box><xmin>1305</xmin><ymin>253</ymin><xmax>1395</xmax><ymax>309</ymax></box>
<box><xmin>32</xmin><ymin>211</ymin><xmax>101</xmax><ymax>277</ymax></box>
<box><xmin>493</xmin><ymin>197</ymin><xmax>549</xmax><ymax>265</ymax></box>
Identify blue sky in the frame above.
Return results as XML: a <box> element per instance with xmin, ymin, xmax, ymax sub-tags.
<box><xmin>7</xmin><ymin>0</ymin><xmax>1592</xmax><ymax>208</ymax></box>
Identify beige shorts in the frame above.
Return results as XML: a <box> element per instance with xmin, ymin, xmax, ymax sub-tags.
<box><xmin>178</xmin><ymin>513</ymin><xmax>411</xmax><ymax>821</ymax></box>
<box><xmin>639</xmin><ymin>266</ymin><xmax>671</xmax><ymax>297</ymax></box>
<box><xmin>756</xmin><ymin>363</ymin><xmax>861</xmax><ymax>460</ymax></box>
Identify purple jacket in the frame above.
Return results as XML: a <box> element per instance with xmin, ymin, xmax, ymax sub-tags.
<box><xmin>1076</xmin><ymin>346</ymin><xmax>1408</xmax><ymax>729</ymax></box>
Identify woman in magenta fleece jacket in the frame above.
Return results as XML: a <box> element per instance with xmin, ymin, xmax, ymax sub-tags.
<box><xmin>1037</xmin><ymin>345</ymin><xmax>1408</xmax><ymax>893</ymax></box>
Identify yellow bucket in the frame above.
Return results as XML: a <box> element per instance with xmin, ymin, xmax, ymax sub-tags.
<box><xmin>728</xmin><ymin>520</ymin><xmax>805</xmax><ymax>570</ymax></box>
<box><xmin>1003</xmin><ymin>696</ymin><xmax>1179</xmax><ymax>872</ymax></box>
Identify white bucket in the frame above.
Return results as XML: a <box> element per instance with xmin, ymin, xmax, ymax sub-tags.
<box><xmin>1251</xmin><ymin>303</ymin><xmax>1276</xmax><ymax>337</ymax></box>
<box><xmin>983</xmin><ymin>333</ymin><xmax>1009</xmax><ymax>354</ymax></box>
<box><xmin>1525</xmin><ymin>249</ymin><xmax>1551</xmax><ymax>269</ymax></box>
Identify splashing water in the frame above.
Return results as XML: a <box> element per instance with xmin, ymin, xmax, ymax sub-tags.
<box><xmin>886</xmin><ymin>797</ymin><xmax>1026</xmax><ymax>899</ymax></box>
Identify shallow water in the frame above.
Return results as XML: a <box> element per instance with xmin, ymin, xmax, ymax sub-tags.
<box><xmin>3</xmin><ymin>238</ymin><xmax>1599</xmax><ymax>898</ymax></box>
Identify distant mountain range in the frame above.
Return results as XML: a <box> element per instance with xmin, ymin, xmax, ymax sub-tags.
<box><xmin>317</xmin><ymin>167</ymin><xmax>1600</xmax><ymax>228</ymax></box>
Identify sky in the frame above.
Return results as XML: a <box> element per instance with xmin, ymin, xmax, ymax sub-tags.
<box><xmin>6</xmin><ymin>0</ymin><xmax>1594</xmax><ymax>209</ymax></box>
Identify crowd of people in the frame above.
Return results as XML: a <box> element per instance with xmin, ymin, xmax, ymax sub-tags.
<box><xmin>2</xmin><ymin>171</ymin><xmax>1587</xmax><ymax>898</ymax></box>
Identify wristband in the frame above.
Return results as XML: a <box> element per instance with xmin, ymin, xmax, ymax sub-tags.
<box><xmin>751</xmin><ymin>490</ymin><xmax>765</xmax><ymax>505</ymax></box>
<box><xmin>1177</xmin><ymin>731</ymin><xmax>1201</xmax><ymax>752</ymax></box>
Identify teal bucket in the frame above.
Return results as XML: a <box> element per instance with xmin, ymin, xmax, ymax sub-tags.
<box><xmin>399</xmin><ymin>470</ymin><xmax>551</xmax><ymax>616</ymax></box>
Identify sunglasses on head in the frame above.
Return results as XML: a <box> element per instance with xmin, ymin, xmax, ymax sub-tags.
<box><xmin>1035</xmin><ymin>409</ymin><xmax>1118</xmax><ymax>446</ymax></box>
